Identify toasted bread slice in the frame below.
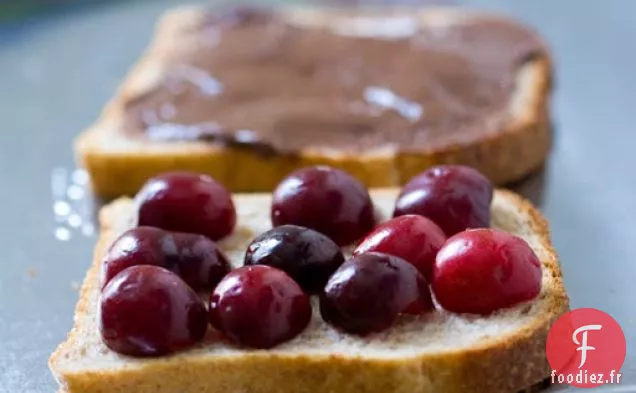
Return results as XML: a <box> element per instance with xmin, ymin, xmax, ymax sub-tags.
<box><xmin>50</xmin><ymin>189</ymin><xmax>568</xmax><ymax>393</ymax></box>
<box><xmin>75</xmin><ymin>6</ymin><xmax>552</xmax><ymax>198</ymax></box>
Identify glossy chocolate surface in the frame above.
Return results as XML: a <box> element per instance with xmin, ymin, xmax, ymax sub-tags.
<box><xmin>123</xmin><ymin>7</ymin><xmax>546</xmax><ymax>152</ymax></box>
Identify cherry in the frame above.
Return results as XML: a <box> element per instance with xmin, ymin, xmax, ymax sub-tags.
<box><xmin>171</xmin><ymin>232</ymin><xmax>231</xmax><ymax>290</ymax></box>
<box><xmin>244</xmin><ymin>225</ymin><xmax>344</xmax><ymax>293</ymax></box>
<box><xmin>353</xmin><ymin>215</ymin><xmax>446</xmax><ymax>282</ymax></box>
<box><xmin>432</xmin><ymin>228</ymin><xmax>542</xmax><ymax>315</ymax></box>
<box><xmin>99</xmin><ymin>265</ymin><xmax>208</xmax><ymax>357</ymax></box>
<box><xmin>101</xmin><ymin>227</ymin><xmax>177</xmax><ymax>289</ymax></box>
<box><xmin>394</xmin><ymin>165</ymin><xmax>493</xmax><ymax>236</ymax></box>
<box><xmin>136</xmin><ymin>172</ymin><xmax>236</xmax><ymax>241</ymax></box>
<box><xmin>101</xmin><ymin>227</ymin><xmax>230</xmax><ymax>291</ymax></box>
<box><xmin>271</xmin><ymin>166</ymin><xmax>375</xmax><ymax>246</ymax></box>
<box><xmin>320</xmin><ymin>252</ymin><xmax>433</xmax><ymax>335</ymax></box>
<box><xmin>209</xmin><ymin>265</ymin><xmax>312</xmax><ymax>349</ymax></box>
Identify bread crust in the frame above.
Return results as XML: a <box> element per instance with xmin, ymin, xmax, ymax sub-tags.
<box><xmin>75</xmin><ymin>6</ymin><xmax>553</xmax><ymax>198</ymax></box>
<box><xmin>50</xmin><ymin>189</ymin><xmax>568</xmax><ymax>393</ymax></box>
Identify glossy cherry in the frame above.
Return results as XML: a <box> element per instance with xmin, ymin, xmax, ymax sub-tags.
<box><xmin>271</xmin><ymin>166</ymin><xmax>375</xmax><ymax>246</ymax></box>
<box><xmin>432</xmin><ymin>228</ymin><xmax>542</xmax><ymax>315</ymax></box>
<box><xmin>209</xmin><ymin>265</ymin><xmax>312</xmax><ymax>349</ymax></box>
<box><xmin>394</xmin><ymin>165</ymin><xmax>493</xmax><ymax>236</ymax></box>
<box><xmin>101</xmin><ymin>227</ymin><xmax>230</xmax><ymax>291</ymax></box>
<box><xmin>171</xmin><ymin>232</ymin><xmax>231</xmax><ymax>290</ymax></box>
<box><xmin>320</xmin><ymin>252</ymin><xmax>433</xmax><ymax>335</ymax></box>
<box><xmin>244</xmin><ymin>225</ymin><xmax>345</xmax><ymax>293</ymax></box>
<box><xmin>136</xmin><ymin>172</ymin><xmax>236</xmax><ymax>241</ymax></box>
<box><xmin>101</xmin><ymin>227</ymin><xmax>177</xmax><ymax>289</ymax></box>
<box><xmin>353</xmin><ymin>215</ymin><xmax>446</xmax><ymax>282</ymax></box>
<box><xmin>99</xmin><ymin>265</ymin><xmax>208</xmax><ymax>357</ymax></box>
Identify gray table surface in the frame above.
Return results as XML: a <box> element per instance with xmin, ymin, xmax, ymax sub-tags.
<box><xmin>1</xmin><ymin>0</ymin><xmax>635</xmax><ymax>392</ymax></box>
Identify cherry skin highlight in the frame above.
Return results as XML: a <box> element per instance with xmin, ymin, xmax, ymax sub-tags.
<box><xmin>136</xmin><ymin>172</ymin><xmax>236</xmax><ymax>241</ymax></box>
<box><xmin>432</xmin><ymin>228</ymin><xmax>542</xmax><ymax>315</ymax></box>
<box><xmin>271</xmin><ymin>166</ymin><xmax>375</xmax><ymax>246</ymax></box>
<box><xmin>99</xmin><ymin>265</ymin><xmax>208</xmax><ymax>357</ymax></box>
<box><xmin>209</xmin><ymin>265</ymin><xmax>312</xmax><ymax>349</ymax></box>
<box><xmin>320</xmin><ymin>252</ymin><xmax>434</xmax><ymax>335</ymax></box>
<box><xmin>394</xmin><ymin>165</ymin><xmax>493</xmax><ymax>236</ymax></box>
<box><xmin>101</xmin><ymin>227</ymin><xmax>230</xmax><ymax>291</ymax></box>
<box><xmin>245</xmin><ymin>225</ymin><xmax>345</xmax><ymax>294</ymax></box>
<box><xmin>354</xmin><ymin>215</ymin><xmax>446</xmax><ymax>282</ymax></box>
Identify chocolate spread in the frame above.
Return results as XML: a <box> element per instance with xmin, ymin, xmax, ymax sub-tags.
<box><xmin>123</xmin><ymin>8</ymin><xmax>547</xmax><ymax>153</ymax></box>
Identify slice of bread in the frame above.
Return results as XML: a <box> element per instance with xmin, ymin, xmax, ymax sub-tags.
<box><xmin>50</xmin><ymin>189</ymin><xmax>568</xmax><ymax>393</ymax></box>
<box><xmin>75</xmin><ymin>6</ymin><xmax>552</xmax><ymax>198</ymax></box>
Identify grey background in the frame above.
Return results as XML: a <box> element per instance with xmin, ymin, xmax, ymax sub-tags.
<box><xmin>0</xmin><ymin>0</ymin><xmax>634</xmax><ymax>391</ymax></box>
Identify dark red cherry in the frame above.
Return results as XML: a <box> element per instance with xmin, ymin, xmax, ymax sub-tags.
<box><xmin>209</xmin><ymin>265</ymin><xmax>311</xmax><ymax>349</ymax></box>
<box><xmin>171</xmin><ymin>232</ymin><xmax>231</xmax><ymax>290</ymax></box>
<box><xmin>136</xmin><ymin>172</ymin><xmax>236</xmax><ymax>241</ymax></box>
<box><xmin>432</xmin><ymin>228</ymin><xmax>542</xmax><ymax>315</ymax></box>
<box><xmin>271</xmin><ymin>166</ymin><xmax>375</xmax><ymax>246</ymax></box>
<box><xmin>99</xmin><ymin>265</ymin><xmax>207</xmax><ymax>357</ymax></box>
<box><xmin>394</xmin><ymin>165</ymin><xmax>493</xmax><ymax>236</ymax></box>
<box><xmin>353</xmin><ymin>215</ymin><xmax>446</xmax><ymax>282</ymax></box>
<box><xmin>244</xmin><ymin>225</ymin><xmax>344</xmax><ymax>293</ymax></box>
<box><xmin>101</xmin><ymin>227</ymin><xmax>230</xmax><ymax>291</ymax></box>
<box><xmin>101</xmin><ymin>227</ymin><xmax>177</xmax><ymax>289</ymax></box>
<box><xmin>320</xmin><ymin>252</ymin><xmax>433</xmax><ymax>335</ymax></box>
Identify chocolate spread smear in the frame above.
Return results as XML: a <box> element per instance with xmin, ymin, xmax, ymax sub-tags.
<box><xmin>123</xmin><ymin>7</ymin><xmax>547</xmax><ymax>153</ymax></box>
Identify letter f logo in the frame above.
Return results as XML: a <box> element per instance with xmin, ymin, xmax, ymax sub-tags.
<box><xmin>572</xmin><ymin>324</ymin><xmax>602</xmax><ymax>368</ymax></box>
